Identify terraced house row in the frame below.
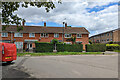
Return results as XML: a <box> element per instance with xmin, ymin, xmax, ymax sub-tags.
<box><xmin>0</xmin><ymin>22</ymin><xmax>89</xmax><ymax>51</ymax></box>
<box><xmin>89</xmin><ymin>28</ymin><xmax>120</xmax><ymax>43</ymax></box>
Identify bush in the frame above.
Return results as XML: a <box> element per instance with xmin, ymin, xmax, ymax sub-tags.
<box><xmin>35</xmin><ymin>42</ymin><xmax>83</xmax><ymax>52</ymax></box>
<box><xmin>51</xmin><ymin>39</ymin><xmax>59</xmax><ymax>44</ymax></box>
<box><xmin>86</xmin><ymin>44</ymin><xmax>106</xmax><ymax>52</ymax></box>
<box><xmin>106</xmin><ymin>44</ymin><xmax>120</xmax><ymax>51</ymax></box>
<box><xmin>35</xmin><ymin>42</ymin><xmax>54</xmax><ymax>52</ymax></box>
<box><xmin>57</xmin><ymin>44</ymin><xmax>83</xmax><ymax>52</ymax></box>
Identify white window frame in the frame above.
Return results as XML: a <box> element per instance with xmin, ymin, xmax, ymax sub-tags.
<box><xmin>29</xmin><ymin>33</ymin><xmax>35</xmax><ymax>37</ymax></box>
<box><xmin>65</xmin><ymin>42</ymin><xmax>72</xmax><ymax>44</ymax></box>
<box><xmin>77</xmin><ymin>34</ymin><xmax>82</xmax><ymax>38</ymax></box>
<box><xmin>14</xmin><ymin>33</ymin><xmax>23</xmax><ymax>37</ymax></box>
<box><xmin>65</xmin><ymin>34</ymin><xmax>72</xmax><ymax>38</ymax></box>
<box><xmin>1</xmin><ymin>33</ymin><xmax>8</xmax><ymax>37</ymax></box>
<box><xmin>14</xmin><ymin>42</ymin><xmax>23</xmax><ymax>49</ymax></box>
<box><xmin>54</xmin><ymin>33</ymin><xmax>59</xmax><ymax>38</ymax></box>
<box><xmin>107</xmin><ymin>38</ymin><xmax>109</xmax><ymax>42</ymax></box>
<box><xmin>40</xmin><ymin>33</ymin><xmax>49</xmax><ymax>37</ymax></box>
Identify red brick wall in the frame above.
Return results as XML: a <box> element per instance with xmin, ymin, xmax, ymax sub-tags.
<box><xmin>1</xmin><ymin>33</ymin><xmax>89</xmax><ymax>50</ymax></box>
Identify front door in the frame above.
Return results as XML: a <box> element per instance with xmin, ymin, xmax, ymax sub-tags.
<box><xmin>27</xmin><ymin>43</ymin><xmax>32</xmax><ymax>49</ymax></box>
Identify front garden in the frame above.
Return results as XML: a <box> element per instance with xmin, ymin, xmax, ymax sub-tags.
<box><xmin>17</xmin><ymin>52</ymin><xmax>102</xmax><ymax>56</ymax></box>
<box><xmin>17</xmin><ymin>39</ymin><xmax>120</xmax><ymax>56</ymax></box>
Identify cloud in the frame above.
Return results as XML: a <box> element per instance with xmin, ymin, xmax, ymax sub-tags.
<box><xmin>14</xmin><ymin>1</ymin><xmax>118</xmax><ymax>36</ymax></box>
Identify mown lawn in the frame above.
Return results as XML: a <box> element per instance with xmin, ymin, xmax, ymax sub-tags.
<box><xmin>114</xmin><ymin>50</ymin><xmax>120</xmax><ymax>53</ymax></box>
<box><xmin>17</xmin><ymin>52</ymin><xmax>103</xmax><ymax>56</ymax></box>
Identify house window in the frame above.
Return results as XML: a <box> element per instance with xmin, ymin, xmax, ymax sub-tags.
<box><xmin>41</xmin><ymin>33</ymin><xmax>48</xmax><ymax>37</ymax></box>
<box><xmin>65</xmin><ymin>34</ymin><xmax>71</xmax><ymax>38</ymax></box>
<box><xmin>77</xmin><ymin>34</ymin><xmax>82</xmax><ymax>38</ymax></box>
<box><xmin>65</xmin><ymin>42</ymin><xmax>72</xmax><ymax>44</ymax></box>
<box><xmin>107</xmin><ymin>39</ymin><xmax>109</xmax><ymax>41</ymax></box>
<box><xmin>1</xmin><ymin>33</ymin><xmax>8</xmax><ymax>37</ymax></box>
<box><xmin>14</xmin><ymin>33</ymin><xmax>23</xmax><ymax>37</ymax></box>
<box><xmin>29</xmin><ymin>33</ymin><xmax>35</xmax><ymax>37</ymax></box>
<box><xmin>110</xmin><ymin>32</ymin><xmax>112</xmax><ymax>36</ymax></box>
<box><xmin>54</xmin><ymin>33</ymin><xmax>59</xmax><ymax>38</ymax></box>
<box><xmin>107</xmin><ymin>33</ymin><xmax>109</xmax><ymax>36</ymax></box>
<box><xmin>14</xmin><ymin>42</ymin><xmax>23</xmax><ymax>49</ymax></box>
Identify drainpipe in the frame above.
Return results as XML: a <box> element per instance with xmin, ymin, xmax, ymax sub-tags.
<box><xmin>11</xmin><ymin>31</ymin><xmax>13</xmax><ymax>43</ymax></box>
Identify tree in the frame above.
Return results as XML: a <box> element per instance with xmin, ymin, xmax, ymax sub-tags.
<box><xmin>1</xmin><ymin>1</ymin><xmax>61</xmax><ymax>31</ymax></box>
<box><xmin>71</xmin><ymin>36</ymin><xmax>76</xmax><ymax>44</ymax></box>
<box><xmin>66</xmin><ymin>36</ymin><xmax>76</xmax><ymax>44</ymax></box>
<box><xmin>51</xmin><ymin>39</ymin><xmax>58</xmax><ymax>50</ymax></box>
<box><xmin>89</xmin><ymin>40</ymin><xmax>92</xmax><ymax>44</ymax></box>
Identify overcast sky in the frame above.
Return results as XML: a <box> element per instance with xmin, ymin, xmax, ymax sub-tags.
<box><xmin>14</xmin><ymin>0</ymin><xmax>119</xmax><ymax>37</ymax></box>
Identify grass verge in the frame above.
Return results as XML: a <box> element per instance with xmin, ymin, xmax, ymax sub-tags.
<box><xmin>17</xmin><ymin>52</ymin><xmax>102</xmax><ymax>56</ymax></box>
<box><xmin>114</xmin><ymin>50</ymin><xmax>120</xmax><ymax>53</ymax></box>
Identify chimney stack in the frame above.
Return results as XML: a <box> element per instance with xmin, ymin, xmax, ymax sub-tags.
<box><xmin>44</xmin><ymin>22</ymin><xmax>46</xmax><ymax>27</ymax></box>
<box><xmin>65</xmin><ymin>23</ymin><xmax>67</xmax><ymax>29</ymax></box>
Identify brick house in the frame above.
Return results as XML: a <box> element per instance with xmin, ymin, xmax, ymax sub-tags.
<box><xmin>0</xmin><ymin>22</ymin><xmax>89</xmax><ymax>51</ymax></box>
<box><xmin>89</xmin><ymin>28</ymin><xmax>120</xmax><ymax>43</ymax></box>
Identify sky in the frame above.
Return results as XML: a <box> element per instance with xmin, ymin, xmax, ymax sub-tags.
<box><xmin>14</xmin><ymin>0</ymin><xmax>119</xmax><ymax>37</ymax></box>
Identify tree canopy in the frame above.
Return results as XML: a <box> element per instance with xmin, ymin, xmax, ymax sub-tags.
<box><xmin>1</xmin><ymin>1</ymin><xmax>61</xmax><ymax>31</ymax></box>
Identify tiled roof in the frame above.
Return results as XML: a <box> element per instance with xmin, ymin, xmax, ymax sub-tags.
<box><xmin>1</xmin><ymin>25</ymin><xmax>89</xmax><ymax>34</ymax></box>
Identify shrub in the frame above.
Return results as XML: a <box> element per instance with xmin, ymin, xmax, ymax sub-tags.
<box><xmin>86</xmin><ymin>44</ymin><xmax>106</xmax><ymax>52</ymax></box>
<box><xmin>89</xmin><ymin>40</ymin><xmax>92</xmax><ymax>44</ymax></box>
<box><xmin>106</xmin><ymin>44</ymin><xmax>120</xmax><ymax>51</ymax></box>
<box><xmin>51</xmin><ymin>39</ymin><xmax>59</xmax><ymax>44</ymax></box>
<box><xmin>35</xmin><ymin>42</ymin><xmax>54</xmax><ymax>52</ymax></box>
<box><xmin>35</xmin><ymin>42</ymin><xmax>83</xmax><ymax>52</ymax></box>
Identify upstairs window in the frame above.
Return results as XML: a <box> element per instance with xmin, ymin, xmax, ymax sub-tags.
<box><xmin>54</xmin><ymin>33</ymin><xmax>59</xmax><ymax>38</ymax></box>
<box><xmin>65</xmin><ymin>34</ymin><xmax>71</xmax><ymax>38</ymax></box>
<box><xmin>107</xmin><ymin>39</ymin><xmax>109</xmax><ymax>41</ymax></box>
<box><xmin>77</xmin><ymin>34</ymin><xmax>82</xmax><ymax>38</ymax></box>
<box><xmin>1</xmin><ymin>33</ymin><xmax>8</xmax><ymax>37</ymax></box>
<box><xmin>41</xmin><ymin>33</ymin><xmax>48</xmax><ymax>37</ymax></box>
<box><xmin>14</xmin><ymin>33</ymin><xmax>23</xmax><ymax>37</ymax></box>
<box><xmin>29</xmin><ymin>33</ymin><xmax>35</xmax><ymax>37</ymax></box>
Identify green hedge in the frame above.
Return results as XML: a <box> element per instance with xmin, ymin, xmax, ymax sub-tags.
<box><xmin>35</xmin><ymin>42</ymin><xmax>54</xmax><ymax>52</ymax></box>
<box><xmin>106</xmin><ymin>44</ymin><xmax>120</xmax><ymax>51</ymax></box>
<box><xmin>35</xmin><ymin>42</ymin><xmax>83</xmax><ymax>52</ymax></box>
<box><xmin>85</xmin><ymin>44</ymin><xmax>106</xmax><ymax>52</ymax></box>
<box><xmin>57</xmin><ymin>44</ymin><xmax>83</xmax><ymax>52</ymax></box>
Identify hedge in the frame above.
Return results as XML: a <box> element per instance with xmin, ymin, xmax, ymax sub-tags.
<box><xmin>35</xmin><ymin>42</ymin><xmax>83</xmax><ymax>52</ymax></box>
<box><xmin>85</xmin><ymin>44</ymin><xmax>106</xmax><ymax>52</ymax></box>
<box><xmin>57</xmin><ymin>44</ymin><xmax>83</xmax><ymax>52</ymax></box>
<box><xmin>35</xmin><ymin>42</ymin><xmax>54</xmax><ymax>52</ymax></box>
<box><xmin>106</xmin><ymin>44</ymin><xmax>120</xmax><ymax>51</ymax></box>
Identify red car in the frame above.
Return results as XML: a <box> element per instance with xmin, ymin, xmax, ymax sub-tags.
<box><xmin>0</xmin><ymin>42</ymin><xmax>17</xmax><ymax>63</ymax></box>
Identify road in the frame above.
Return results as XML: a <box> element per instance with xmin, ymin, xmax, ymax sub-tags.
<box><xmin>2</xmin><ymin>55</ymin><xmax>118</xmax><ymax>78</ymax></box>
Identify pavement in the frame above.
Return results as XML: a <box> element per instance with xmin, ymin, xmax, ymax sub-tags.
<box><xmin>1</xmin><ymin>54</ymin><xmax>118</xmax><ymax>78</ymax></box>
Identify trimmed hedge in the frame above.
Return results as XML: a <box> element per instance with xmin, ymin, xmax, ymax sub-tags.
<box><xmin>85</xmin><ymin>44</ymin><xmax>106</xmax><ymax>52</ymax></box>
<box><xmin>57</xmin><ymin>44</ymin><xmax>83</xmax><ymax>52</ymax></box>
<box><xmin>35</xmin><ymin>42</ymin><xmax>83</xmax><ymax>52</ymax></box>
<box><xmin>106</xmin><ymin>44</ymin><xmax>120</xmax><ymax>51</ymax></box>
<box><xmin>35</xmin><ymin>42</ymin><xmax>54</xmax><ymax>52</ymax></box>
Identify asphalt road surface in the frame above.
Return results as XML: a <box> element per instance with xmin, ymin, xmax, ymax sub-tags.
<box><xmin>2</xmin><ymin>55</ymin><xmax>118</xmax><ymax>78</ymax></box>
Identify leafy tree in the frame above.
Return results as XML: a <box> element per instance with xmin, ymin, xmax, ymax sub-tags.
<box><xmin>1</xmin><ymin>1</ymin><xmax>61</xmax><ymax>31</ymax></box>
<box><xmin>66</xmin><ymin>36</ymin><xmax>76</xmax><ymax>44</ymax></box>
<box><xmin>89</xmin><ymin>40</ymin><xmax>92</xmax><ymax>44</ymax></box>
<box><xmin>71</xmin><ymin>36</ymin><xmax>76</xmax><ymax>44</ymax></box>
<box><xmin>51</xmin><ymin>39</ymin><xmax>59</xmax><ymax>50</ymax></box>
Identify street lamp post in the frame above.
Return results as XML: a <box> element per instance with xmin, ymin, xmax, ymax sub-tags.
<box><xmin>62</xmin><ymin>22</ymin><xmax>65</xmax><ymax>43</ymax></box>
